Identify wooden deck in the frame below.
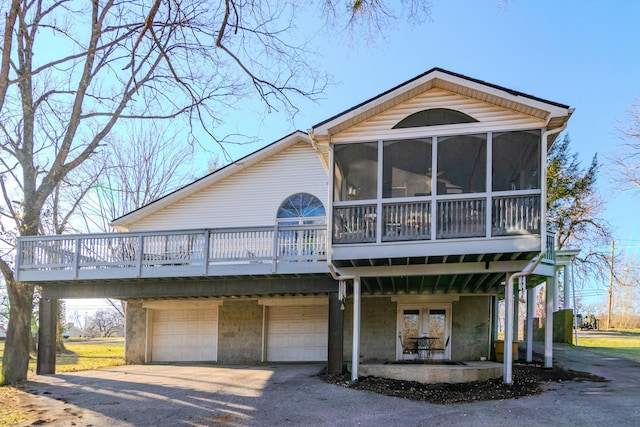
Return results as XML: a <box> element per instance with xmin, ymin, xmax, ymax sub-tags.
<box><xmin>17</xmin><ymin>224</ymin><xmax>329</xmax><ymax>282</ymax></box>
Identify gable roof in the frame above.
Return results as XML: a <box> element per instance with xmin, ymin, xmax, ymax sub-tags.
<box><xmin>111</xmin><ymin>131</ymin><xmax>312</xmax><ymax>230</ymax></box>
<box><xmin>310</xmin><ymin>67</ymin><xmax>572</xmax><ymax>139</ymax></box>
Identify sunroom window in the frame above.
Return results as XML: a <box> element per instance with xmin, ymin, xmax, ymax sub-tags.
<box><xmin>437</xmin><ymin>134</ymin><xmax>487</xmax><ymax>194</ymax></box>
<box><xmin>383</xmin><ymin>138</ymin><xmax>432</xmax><ymax>198</ymax></box>
<box><xmin>334</xmin><ymin>142</ymin><xmax>378</xmax><ymax>201</ymax></box>
<box><xmin>492</xmin><ymin>130</ymin><xmax>541</xmax><ymax>191</ymax></box>
<box><xmin>331</xmin><ymin>129</ymin><xmax>543</xmax><ymax>243</ymax></box>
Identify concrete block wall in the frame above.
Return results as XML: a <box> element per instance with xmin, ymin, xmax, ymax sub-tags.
<box><xmin>343</xmin><ymin>297</ymin><xmax>397</xmax><ymax>363</ymax></box>
<box><xmin>218</xmin><ymin>300</ymin><xmax>263</xmax><ymax>363</ymax></box>
<box><xmin>124</xmin><ymin>300</ymin><xmax>146</xmax><ymax>364</ymax></box>
<box><xmin>533</xmin><ymin>309</ymin><xmax>574</xmax><ymax>343</ymax></box>
<box><xmin>450</xmin><ymin>296</ymin><xmax>491</xmax><ymax>361</ymax></box>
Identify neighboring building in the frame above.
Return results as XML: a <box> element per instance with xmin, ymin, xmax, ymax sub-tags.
<box><xmin>16</xmin><ymin>68</ymin><xmax>572</xmax><ymax>380</ymax></box>
<box><xmin>0</xmin><ymin>323</ymin><xmax>6</xmax><ymax>341</ymax></box>
<box><xmin>63</xmin><ymin>323</ymin><xmax>89</xmax><ymax>339</ymax></box>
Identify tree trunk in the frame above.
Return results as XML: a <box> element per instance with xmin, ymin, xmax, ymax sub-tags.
<box><xmin>1</xmin><ymin>279</ymin><xmax>35</xmax><ymax>385</ymax></box>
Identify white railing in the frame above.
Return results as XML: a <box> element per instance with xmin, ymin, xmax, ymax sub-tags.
<box><xmin>545</xmin><ymin>231</ymin><xmax>556</xmax><ymax>261</ymax></box>
<box><xmin>333</xmin><ymin>204</ymin><xmax>377</xmax><ymax>244</ymax></box>
<box><xmin>17</xmin><ymin>224</ymin><xmax>327</xmax><ymax>281</ymax></box>
<box><xmin>382</xmin><ymin>201</ymin><xmax>430</xmax><ymax>242</ymax></box>
<box><xmin>333</xmin><ymin>194</ymin><xmax>541</xmax><ymax>243</ymax></box>
<box><xmin>492</xmin><ymin>194</ymin><xmax>540</xmax><ymax>236</ymax></box>
<box><xmin>437</xmin><ymin>198</ymin><xmax>486</xmax><ymax>239</ymax></box>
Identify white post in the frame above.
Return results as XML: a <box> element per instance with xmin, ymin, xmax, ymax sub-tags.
<box><xmin>492</xmin><ymin>295</ymin><xmax>499</xmax><ymax>341</ymax></box>
<box><xmin>526</xmin><ymin>286</ymin><xmax>536</xmax><ymax>362</ymax></box>
<box><xmin>545</xmin><ymin>278</ymin><xmax>555</xmax><ymax>368</ymax></box>
<box><xmin>553</xmin><ymin>270</ymin><xmax>559</xmax><ymax>312</ymax></box>
<box><xmin>513</xmin><ymin>284</ymin><xmax>520</xmax><ymax>342</ymax></box>
<box><xmin>563</xmin><ymin>266</ymin><xmax>571</xmax><ymax>309</ymax></box>
<box><xmin>351</xmin><ymin>276</ymin><xmax>361</xmax><ymax>381</ymax></box>
<box><xmin>503</xmin><ymin>273</ymin><xmax>514</xmax><ymax>384</ymax></box>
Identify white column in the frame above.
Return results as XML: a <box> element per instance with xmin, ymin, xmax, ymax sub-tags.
<box><xmin>526</xmin><ymin>286</ymin><xmax>536</xmax><ymax>362</ymax></box>
<box><xmin>563</xmin><ymin>265</ymin><xmax>571</xmax><ymax>309</ymax></box>
<box><xmin>503</xmin><ymin>273</ymin><xmax>514</xmax><ymax>384</ymax></box>
<box><xmin>492</xmin><ymin>295</ymin><xmax>499</xmax><ymax>341</ymax></box>
<box><xmin>545</xmin><ymin>278</ymin><xmax>555</xmax><ymax>368</ymax></box>
<box><xmin>553</xmin><ymin>270</ymin><xmax>559</xmax><ymax>312</ymax></box>
<box><xmin>351</xmin><ymin>276</ymin><xmax>361</xmax><ymax>381</ymax></box>
<box><xmin>513</xmin><ymin>284</ymin><xmax>520</xmax><ymax>342</ymax></box>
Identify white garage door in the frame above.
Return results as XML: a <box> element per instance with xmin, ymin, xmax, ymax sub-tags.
<box><xmin>152</xmin><ymin>307</ymin><xmax>218</xmax><ymax>362</ymax></box>
<box><xmin>266</xmin><ymin>305</ymin><xmax>328</xmax><ymax>362</ymax></box>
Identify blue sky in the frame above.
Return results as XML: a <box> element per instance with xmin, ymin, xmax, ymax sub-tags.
<box><xmin>207</xmin><ymin>1</ymin><xmax>640</xmax><ymax>306</ymax></box>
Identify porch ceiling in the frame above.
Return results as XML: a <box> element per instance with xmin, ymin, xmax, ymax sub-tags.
<box><xmin>333</xmin><ymin>251</ymin><xmax>539</xmax><ymax>295</ymax></box>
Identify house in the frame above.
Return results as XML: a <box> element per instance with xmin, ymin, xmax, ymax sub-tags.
<box><xmin>16</xmin><ymin>68</ymin><xmax>573</xmax><ymax>383</ymax></box>
<box><xmin>63</xmin><ymin>323</ymin><xmax>89</xmax><ymax>339</ymax></box>
<box><xmin>0</xmin><ymin>323</ymin><xmax>6</xmax><ymax>341</ymax></box>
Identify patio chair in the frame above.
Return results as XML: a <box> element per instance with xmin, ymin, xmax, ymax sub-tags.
<box><xmin>430</xmin><ymin>336</ymin><xmax>450</xmax><ymax>359</ymax></box>
<box><xmin>416</xmin><ymin>336</ymin><xmax>436</xmax><ymax>360</ymax></box>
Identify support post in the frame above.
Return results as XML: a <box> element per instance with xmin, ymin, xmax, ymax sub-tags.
<box><xmin>513</xmin><ymin>284</ymin><xmax>520</xmax><ymax>342</ymax></box>
<box><xmin>563</xmin><ymin>266</ymin><xmax>571</xmax><ymax>309</ymax></box>
<box><xmin>503</xmin><ymin>273</ymin><xmax>514</xmax><ymax>384</ymax></box>
<box><xmin>351</xmin><ymin>276</ymin><xmax>361</xmax><ymax>381</ymax></box>
<box><xmin>545</xmin><ymin>278</ymin><xmax>555</xmax><ymax>368</ymax></box>
<box><xmin>526</xmin><ymin>286</ymin><xmax>536</xmax><ymax>362</ymax></box>
<box><xmin>36</xmin><ymin>298</ymin><xmax>58</xmax><ymax>375</ymax></box>
<box><xmin>328</xmin><ymin>291</ymin><xmax>344</xmax><ymax>374</ymax></box>
<box><xmin>492</xmin><ymin>295</ymin><xmax>499</xmax><ymax>342</ymax></box>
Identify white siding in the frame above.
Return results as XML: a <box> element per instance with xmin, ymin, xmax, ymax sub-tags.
<box><xmin>129</xmin><ymin>142</ymin><xmax>329</xmax><ymax>231</ymax></box>
<box><xmin>333</xmin><ymin>88</ymin><xmax>546</xmax><ymax>143</ymax></box>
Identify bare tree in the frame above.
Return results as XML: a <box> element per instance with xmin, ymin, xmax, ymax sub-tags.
<box><xmin>85</xmin><ymin>309</ymin><xmax>124</xmax><ymax>338</ymax></box>
<box><xmin>68</xmin><ymin>122</ymin><xmax>197</xmax><ymax>233</ymax></box>
<box><xmin>610</xmin><ymin>101</ymin><xmax>640</xmax><ymax>194</ymax></box>
<box><xmin>0</xmin><ymin>0</ymin><xmax>431</xmax><ymax>384</ymax></box>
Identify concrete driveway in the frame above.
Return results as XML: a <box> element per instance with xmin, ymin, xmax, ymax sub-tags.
<box><xmin>17</xmin><ymin>344</ymin><xmax>640</xmax><ymax>426</ymax></box>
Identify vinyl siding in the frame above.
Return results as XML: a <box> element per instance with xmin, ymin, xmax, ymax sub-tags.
<box><xmin>332</xmin><ymin>88</ymin><xmax>546</xmax><ymax>143</ymax></box>
<box><xmin>129</xmin><ymin>142</ymin><xmax>328</xmax><ymax>231</ymax></box>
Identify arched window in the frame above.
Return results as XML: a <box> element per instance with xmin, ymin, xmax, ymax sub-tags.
<box><xmin>392</xmin><ymin>108</ymin><xmax>478</xmax><ymax>129</ymax></box>
<box><xmin>277</xmin><ymin>193</ymin><xmax>325</xmax><ymax>224</ymax></box>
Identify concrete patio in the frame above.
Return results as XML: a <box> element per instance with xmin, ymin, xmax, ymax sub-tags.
<box><xmin>359</xmin><ymin>361</ymin><xmax>503</xmax><ymax>383</ymax></box>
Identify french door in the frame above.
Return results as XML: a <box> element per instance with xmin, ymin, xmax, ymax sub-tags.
<box><xmin>397</xmin><ymin>304</ymin><xmax>451</xmax><ymax>360</ymax></box>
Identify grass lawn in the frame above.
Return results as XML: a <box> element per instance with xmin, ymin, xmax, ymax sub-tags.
<box><xmin>574</xmin><ymin>330</ymin><xmax>640</xmax><ymax>363</ymax></box>
<box><xmin>0</xmin><ymin>338</ymin><xmax>125</xmax><ymax>425</ymax></box>
<box><xmin>0</xmin><ymin>338</ymin><xmax>125</xmax><ymax>376</ymax></box>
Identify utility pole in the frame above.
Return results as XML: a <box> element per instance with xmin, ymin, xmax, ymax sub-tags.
<box><xmin>607</xmin><ymin>240</ymin><xmax>614</xmax><ymax>330</ymax></box>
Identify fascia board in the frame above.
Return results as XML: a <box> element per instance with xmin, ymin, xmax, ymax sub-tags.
<box><xmin>439</xmin><ymin>73</ymin><xmax>571</xmax><ymax>119</ymax></box>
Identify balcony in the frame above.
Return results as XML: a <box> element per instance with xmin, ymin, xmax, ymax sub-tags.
<box><xmin>332</xmin><ymin>193</ymin><xmax>543</xmax><ymax>260</ymax></box>
<box><xmin>16</xmin><ymin>224</ymin><xmax>328</xmax><ymax>282</ymax></box>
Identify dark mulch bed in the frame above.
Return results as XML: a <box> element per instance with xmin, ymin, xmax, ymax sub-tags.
<box><xmin>318</xmin><ymin>362</ymin><xmax>607</xmax><ymax>404</ymax></box>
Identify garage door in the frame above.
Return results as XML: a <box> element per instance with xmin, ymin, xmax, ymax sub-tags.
<box><xmin>151</xmin><ymin>307</ymin><xmax>218</xmax><ymax>362</ymax></box>
<box><xmin>266</xmin><ymin>305</ymin><xmax>328</xmax><ymax>362</ymax></box>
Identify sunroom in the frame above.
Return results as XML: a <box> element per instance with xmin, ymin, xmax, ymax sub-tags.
<box><xmin>329</xmin><ymin>118</ymin><xmax>547</xmax><ymax>263</ymax></box>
